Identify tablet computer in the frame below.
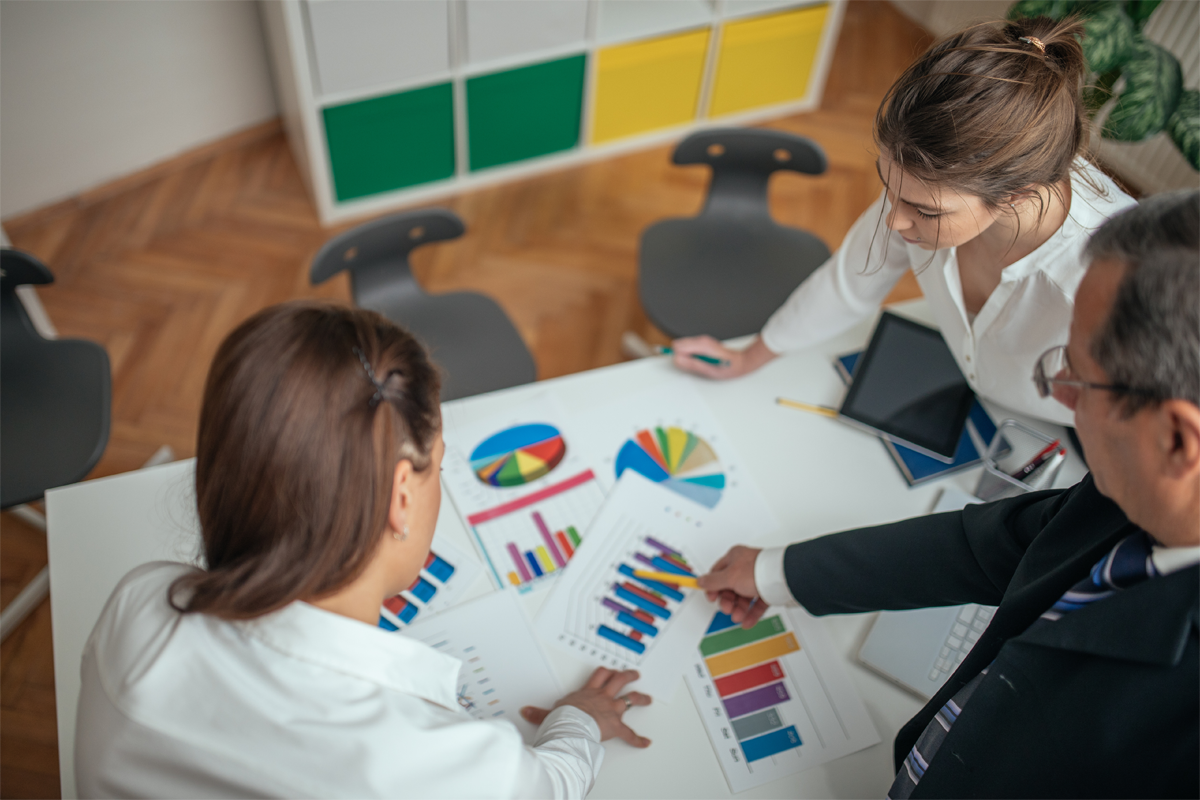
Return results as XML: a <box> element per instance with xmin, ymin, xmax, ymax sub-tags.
<box><xmin>838</xmin><ymin>312</ymin><xmax>974</xmax><ymax>462</ymax></box>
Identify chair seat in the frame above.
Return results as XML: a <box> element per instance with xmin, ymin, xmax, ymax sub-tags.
<box><xmin>365</xmin><ymin>291</ymin><xmax>537</xmax><ymax>401</ymax></box>
<box><xmin>639</xmin><ymin>217</ymin><xmax>831</xmax><ymax>340</ymax></box>
<box><xmin>1</xmin><ymin>338</ymin><xmax>111</xmax><ymax>507</ymax></box>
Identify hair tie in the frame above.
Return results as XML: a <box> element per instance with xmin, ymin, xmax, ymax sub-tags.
<box><xmin>353</xmin><ymin>346</ymin><xmax>386</xmax><ymax>407</ymax></box>
<box><xmin>1019</xmin><ymin>36</ymin><xmax>1046</xmax><ymax>53</ymax></box>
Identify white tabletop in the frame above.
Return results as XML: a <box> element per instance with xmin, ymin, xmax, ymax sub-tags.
<box><xmin>46</xmin><ymin>300</ymin><xmax>1085</xmax><ymax>798</ymax></box>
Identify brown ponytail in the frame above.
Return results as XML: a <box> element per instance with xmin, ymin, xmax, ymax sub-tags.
<box><xmin>172</xmin><ymin>302</ymin><xmax>441</xmax><ymax>620</ymax></box>
<box><xmin>875</xmin><ymin>16</ymin><xmax>1095</xmax><ymax>217</ymax></box>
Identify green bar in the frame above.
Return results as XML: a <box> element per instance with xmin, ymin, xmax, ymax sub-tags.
<box><xmin>567</xmin><ymin>526</ymin><xmax>581</xmax><ymax>547</ymax></box>
<box><xmin>700</xmin><ymin>615</ymin><xmax>786</xmax><ymax>657</ymax></box>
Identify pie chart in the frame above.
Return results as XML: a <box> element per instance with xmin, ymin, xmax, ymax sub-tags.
<box><xmin>471</xmin><ymin>423</ymin><xmax>566</xmax><ymax>487</ymax></box>
<box><xmin>614</xmin><ymin>426</ymin><xmax>725</xmax><ymax>509</ymax></box>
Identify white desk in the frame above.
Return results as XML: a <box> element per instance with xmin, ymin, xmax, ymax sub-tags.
<box><xmin>47</xmin><ymin>301</ymin><xmax>1085</xmax><ymax>798</ymax></box>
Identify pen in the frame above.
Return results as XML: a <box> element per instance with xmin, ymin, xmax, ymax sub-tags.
<box><xmin>631</xmin><ymin>570</ymin><xmax>700</xmax><ymax>588</ymax></box>
<box><xmin>1025</xmin><ymin>448</ymin><xmax>1066</xmax><ymax>490</ymax></box>
<box><xmin>654</xmin><ymin>346</ymin><xmax>730</xmax><ymax>367</ymax></box>
<box><xmin>776</xmin><ymin>397</ymin><xmax>839</xmax><ymax>418</ymax></box>
<box><xmin>1009</xmin><ymin>439</ymin><xmax>1061</xmax><ymax>481</ymax></box>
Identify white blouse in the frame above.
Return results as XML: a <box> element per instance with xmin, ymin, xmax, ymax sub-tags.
<box><xmin>761</xmin><ymin>162</ymin><xmax>1136</xmax><ymax>426</ymax></box>
<box><xmin>76</xmin><ymin>562</ymin><xmax>604</xmax><ymax>799</ymax></box>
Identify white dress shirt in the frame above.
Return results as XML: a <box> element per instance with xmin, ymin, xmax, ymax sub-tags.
<box><xmin>76</xmin><ymin>562</ymin><xmax>604</xmax><ymax>799</ymax></box>
<box><xmin>761</xmin><ymin>162</ymin><xmax>1136</xmax><ymax>426</ymax></box>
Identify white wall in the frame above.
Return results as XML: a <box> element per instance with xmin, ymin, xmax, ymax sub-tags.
<box><xmin>0</xmin><ymin>0</ymin><xmax>279</xmax><ymax>219</ymax></box>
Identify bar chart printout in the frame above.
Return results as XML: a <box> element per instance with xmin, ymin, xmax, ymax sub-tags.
<box><xmin>400</xmin><ymin>590</ymin><xmax>564</xmax><ymax>745</ymax></box>
<box><xmin>684</xmin><ymin>608</ymin><xmax>880</xmax><ymax>793</ymax></box>
<box><xmin>377</xmin><ymin>536</ymin><xmax>483</xmax><ymax>631</ymax></box>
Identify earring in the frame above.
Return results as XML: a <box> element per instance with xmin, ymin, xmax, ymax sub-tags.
<box><xmin>393</xmin><ymin>526</ymin><xmax>409</xmax><ymax>542</ymax></box>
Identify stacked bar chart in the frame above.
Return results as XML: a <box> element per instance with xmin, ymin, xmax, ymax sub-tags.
<box><xmin>465</xmin><ymin>468</ymin><xmax>606</xmax><ymax>592</ymax></box>
<box><xmin>596</xmin><ymin>537</ymin><xmax>694</xmax><ymax>655</ymax></box>
<box><xmin>685</xmin><ymin>608</ymin><xmax>881</xmax><ymax>792</ymax></box>
<box><xmin>377</xmin><ymin>537</ymin><xmax>483</xmax><ymax>631</ymax></box>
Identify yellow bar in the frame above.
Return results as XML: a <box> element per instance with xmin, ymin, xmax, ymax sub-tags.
<box><xmin>535</xmin><ymin>546</ymin><xmax>556</xmax><ymax>573</ymax></box>
<box><xmin>776</xmin><ymin>397</ymin><xmax>838</xmax><ymax>418</ymax></box>
<box><xmin>508</xmin><ymin>571</ymin><xmax>522</xmax><ymax>587</ymax></box>
<box><xmin>705</xmin><ymin>632</ymin><xmax>800</xmax><ymax>677</ymax></box>
<box><xmin>632</xmin><ymin>570</ymin><xmax>699</xmax><ymax>588</ymax></box>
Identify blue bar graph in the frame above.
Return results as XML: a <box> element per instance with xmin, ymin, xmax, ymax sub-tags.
<box><xmin>618</xmin><ymin>564</ymin><xmax>684</xmax><ymax>601</ymax></box>
<box><xmin>617</xmin><ymin>611</ymin><xmax>659</xmax><ymax>636</ymax></box>
<box><xmin>740</xmin><ymin>725</ymin><xmax>801</xmax><ymax>762</ymax></box>
<box><xmin>399</xmin><ymin>603</ymin><xmax>419</xmax><ymax>624</ymax></box>
<box><xmin>410</xmin><ymin>577</ymin><xmax>437</xmax><ymax>603</ymax></box>
<box><xmin>615</xmin><ymin>585</ymin><xmax>671</xmax><ymax>619</ymax></box>
<box><xmin>598</xmin><ymin>624</ymin><xmax>646</xmax><ymax>654</ymax></box>
<box><xmin>707</xmin><ymin>612</ymin><xmax>738</xmax><ymax>634</ymax></box>
<box><xmin>378</xmin><ymin>616</ymin><xmax>399</xmax><ymax>631</ymax></box>
<box><xmin>526</xmin><ymin>552</ymin><xmax>544</xmax><ymax>577</ymax></box>
<box><xmin>426</xmin><ymin>553</ymin><xmax>455</xmax><ymax>582</ymax></box>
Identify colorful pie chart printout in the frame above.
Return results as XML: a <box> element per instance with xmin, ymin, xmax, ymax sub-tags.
<box><xmin>471</xmin><ymin>424</ymin><xmax>566</xmax><ymax>487</ymax></box>
<box><xmin>615</xmin><ymin>426</ymin><xmax>725</xmax><ymax>509</ymax></box>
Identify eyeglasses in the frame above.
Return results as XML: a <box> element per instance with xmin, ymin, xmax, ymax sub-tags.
<box><xmin>1032</xmin><ymin>345</ymin><xmax>1151</xmax><ymax>399</ymax></box>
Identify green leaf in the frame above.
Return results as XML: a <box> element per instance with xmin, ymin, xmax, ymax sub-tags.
<box><xmin>1007</xmin><ymin>0</ymin><xmax>1075</xmax><ymax>21</ymax></box>
<box><xmin>1104</xmin><ymin>40</ymin><xmax>1183</xmax><ymax>141</ymax></box>
<box><xmin>1166</xmin><ymin>88</ymin><xmax>1200</xmax><ymax>171</ymax></box>
<box><xmin>1124</xmin><ymin>0</ymin><xmax>1163</xmax><ymax>29</ymax></box>
<box><xmin>1081</xmin><ymin>3</ymin><xmax>1136</xmax><ymax>74</ymax></box>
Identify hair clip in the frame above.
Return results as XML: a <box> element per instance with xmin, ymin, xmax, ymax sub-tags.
<box><xmin>1019</xmin><ymin>36</ymin><xmax>1046</xmax><ymax>53</ymax></box>
<box><xmin>353</xmin><ymin>346</ymin><xmax>385</xmax><ymax>407</ymax></box>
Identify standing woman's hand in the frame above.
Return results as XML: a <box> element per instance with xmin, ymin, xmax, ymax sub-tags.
<box><xmin>521</xmin><ymin>668</ymin><xmax>652</xmax><ymax>748</ymax></box>
<box><xmin>671</xmin><ymin>335</ymin><xmax>779</xmax><ymax>380</ymax></box>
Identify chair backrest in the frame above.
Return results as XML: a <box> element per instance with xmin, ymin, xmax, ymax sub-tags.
<box><xmin>671</xmin><ymin>128</ymin><xmax>827</xmax><ymax>219</ymax></box>
<box><xmin>1</xmin><ymin>249</ymin><xmax>55</xmax><ymax>349</ymax></box>
<box><xmin>310</xmin><ymin>208</ymin><xmax>465</xmax><ymax>313</ymax></box>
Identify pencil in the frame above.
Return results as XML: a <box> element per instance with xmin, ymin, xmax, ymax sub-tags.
<box><xmin>654</xmin><ymin>346</ymin><xmax>730</xmax><ymax>367</ymax></box>
<box><xmin>776</xmin><ymin>397</ymin><xmax>839</xmax><ymax>418</ymax></box>
<box><xmin>631</xmin><ymin>570</ymin><xmax>700</xmax><ymax>588</ymax></box>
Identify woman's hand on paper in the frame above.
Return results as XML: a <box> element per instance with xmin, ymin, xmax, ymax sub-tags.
<box><xmin>670</xmin><ymin>335</ymin><xmax>777</xmax><ymax>380</ymax></box>
<box><xmin>697</xmin><ymin>546</ymin><xmax>768</xmax><ymax>629</ymax></box>
<box><xmin>521</xmin><ymin>667</ymin><xmax>652</xmax><ymax>748</ymax></box>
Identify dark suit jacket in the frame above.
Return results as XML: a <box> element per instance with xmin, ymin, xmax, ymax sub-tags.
<box><xmin>783</xmin><ymin>474</ymin><xmax>1198</xmax><ymax>798</ymax></box>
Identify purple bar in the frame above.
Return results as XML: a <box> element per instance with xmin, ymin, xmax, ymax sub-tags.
<box><xmin>602</xmin><ymin>597</ymin><xmax>634</xmax><ymax>616</ymax></box>
<box><xmin>634</xmin><ymin>553</ymin><xmax>657</xmax><ymax>569</ymax></box>
<box><xmin>722</xmin><ymin>682</ymin><xmax>790</xmax><ymax>719</ymax></box>
<box><xmin>507</xmin><ymin>543</ymin><xmax>532</xmax><ymax>583</ymax></box>
<box><xmin>644</xmin><ymin>536</ymin><xmax>680</xmax><ymax>557</ymax></box>
<box><xmin>532</xmin><ymin>511</ymin><xmax>566</xmax><ymax>568</ymax></box>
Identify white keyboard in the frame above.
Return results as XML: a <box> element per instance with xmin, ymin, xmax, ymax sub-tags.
<box><xmin>930</xmin><ymin>604</ymin><xmax>993</xmax><ymax>682</ymax></box>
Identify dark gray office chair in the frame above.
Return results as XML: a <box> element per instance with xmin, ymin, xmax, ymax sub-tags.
<box><xmin>1</xmin><ymin>248</ymin><xmax>111</xmax><ymax>640</ymax></box>
<box><xmin>638</xmin><ymin>128</ymin><xmax>832</xmax><ymax>340</ymax></box>
<box><xmin>311</xmin><ymin>209</ymin><xmax>536</xmax><ymax>401</ymax></box>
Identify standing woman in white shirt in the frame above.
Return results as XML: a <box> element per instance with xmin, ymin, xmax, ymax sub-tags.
<box><xmin>670</xmin><ymin>16</ymin><xmax>1136</xmax><ymax>426</ymax></box>
<box><xmin>75</xmin><ymin>302</ymin><xmax>650</xmax><ymax>799</ymax></box>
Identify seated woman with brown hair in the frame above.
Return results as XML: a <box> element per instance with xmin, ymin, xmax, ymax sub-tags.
<box><xmin>74</xmin><ymin>302</ymin><xmax>650</xmax><ymax>798</ymax></box>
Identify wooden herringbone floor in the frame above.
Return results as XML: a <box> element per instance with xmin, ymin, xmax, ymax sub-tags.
<box><xmin>0</xmin><ymin>3</ymin><xmax>930</xmax><ymax>795</ymax></box>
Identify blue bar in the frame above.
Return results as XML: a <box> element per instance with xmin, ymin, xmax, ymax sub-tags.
<box><xmin>618</xmin><ymin>564</ymin><xmax>685</xmax><ymax>601</ymax></box>
<box><xmin>410</xmin><ymin>577</ymin><xmax>437</xmax><ymax>603</ymax></box>
<box><xmin>651</xmin><ymin>555</ymin><xmax>691</xmax><ymax>575</ymax></box>
<box><xmin>378</xmin><ymin>616</ymin><xmax>398</xmax><ymax>632</ymax></box>
<box><xmin>426</xmin><ymin>553</ymin><xmax>455</xmax><ymax>582</ymax></box>
<box><xmin>617</xmin><ymin>611</ymin><xmax>658</xmax><ymax>636</ymax></box>
<box><xmin>526</xmin><ymin>552</ymin><xmax>544</xmax><ymax>577</ymax></box>
<box><xmin>597</xmin><ymin>624</ymin><xmax>646</xmax><ymax>654</ymax></box>
<box><xmin>615</xmin><ymin>585</ymin><xmax>671</xmax><ymax>619</ymax></box>
<box><xmin>740</xmin><ymin>725</ymin><xmax>802</xmax><ymax>762</ymax></box>
<box><xmin>707</xmin><ymin>612</ymin><xmax>737</xmax><ymax>634</ymax></box>
<box><xmin>399</xmin><ymin>603</ymin><xmax>419</xmax><ymax>624</ymax></box>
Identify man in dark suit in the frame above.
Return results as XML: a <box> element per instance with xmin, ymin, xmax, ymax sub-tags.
<box><xmin>698</xmin><ymin>190</ymin><xmax>1199</xmax><ymax>798</ymax></box>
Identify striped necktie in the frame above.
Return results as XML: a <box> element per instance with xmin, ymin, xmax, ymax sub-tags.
<box><xmin>887</xmin><ymin>530</ymin><xmax>1160</xmax><ymax>799</ymax></box>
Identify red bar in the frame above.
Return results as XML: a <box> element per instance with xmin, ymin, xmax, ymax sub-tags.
<box><xmin>555</xmin><ymin>530</ymin><xmax>575</xmax><ymax>559</ymax></box>
<box><xmin>621</xmin><ymin>581</ymin><xmax>667</xmax><ymax>607</ymax></box>
<box><xmin>662</xmin><ymin>553</ymin><xmax>693</xmax><ymax>574</ymax></box>
<box><xmin>467</xmin><ymin>470</ymin><xmax>596</xmax><ymax>525</ymax></box>
<box><xmin>628</xmin><ymin>630</ymin><xmax>643</xmax><ymax>641</ymax></box>
<box><xmin>383</xmin><ymin>595</ymin><xmax>407</xmax><ymax>615</ymax></box>
<box><xmin>714</xmin><ymin>660</ymin><xmax>786</xmax><ymax>698</ymax></box>
<box><xmin>632</xmin><ymin>609</ymin><xmax>655</xmax><ymax>624</ymax></box>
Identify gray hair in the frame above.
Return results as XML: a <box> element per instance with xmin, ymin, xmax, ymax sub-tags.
<box><xmin>1084</xmin><ymin>189</ymin><xmax>1199</xmax><ymax>414</ymax></box>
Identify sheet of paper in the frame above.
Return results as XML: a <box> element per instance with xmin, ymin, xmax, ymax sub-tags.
<box><xmin>684</xmin><ymin>607</ymin><xmax>881</xmax><ymax>793</ymax></box>
<box><xmin>377</xmin><ymin>534</ymin><xmax>484</xmax><ymax>630</ymax></box>
<box><xmin>536</xmin><ymin>471</ymin><xmax>739</xmax><ymax>699</ymax></box>
<box><xmin>400</xmin><ymin>589</ymin><xmax>564</xmax><ymax>745</ymax></box>
<box><xmin>572</xmin><ymin>378</ymin><xmax>779</xmax><ymax>540</ymax></box>
<box><xmin>441</xmin><ymin>392</ymin><xmax>606</xmax><ymax>593</ymax></box>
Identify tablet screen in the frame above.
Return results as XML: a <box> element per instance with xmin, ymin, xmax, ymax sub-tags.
<box><xmin>838</xmin><ymin>312</ymin><xmax>974</xmax><ymax>460</ymax></box>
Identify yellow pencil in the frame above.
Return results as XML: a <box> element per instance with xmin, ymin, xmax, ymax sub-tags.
<box><xmin>776</xmin><ymin>397</ymin><xmax>839</xmax><ymax>418</ymax></box>
<box><xmin>632</xmin><ymin>570</ymin><xmax>700</xmax><ymax>588</ymax></box>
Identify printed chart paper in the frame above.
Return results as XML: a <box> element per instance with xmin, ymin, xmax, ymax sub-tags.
<box><xmin>442</xmin><ymin>393</ymin><xmax>605</xmax><ymax>593</ymax></box>
<box><xmin>573</xmin><ymin>378</ymin><xmax>779</xmax><ymax>539</ymax></box>
<box><xmin>401</xmin><ymin>590</ymin><xmax>564</xmax><ymax>745</ymax></box>
<box><xmin>685</xmin><ymin>607</ymin><xmax>880</xmax><ymax>793</ymax></box>
<box><xmin>377</xmin><ymin>534</ymin><xmax>483</xmax><ymax>631</ymax></box>
<box><xmin>536</xmin><ymin>471</ymin><xmax>733</xmax><ymax>699</ymax></box>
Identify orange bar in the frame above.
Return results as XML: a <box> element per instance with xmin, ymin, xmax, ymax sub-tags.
<box><xmin>704</xmin><ymin>633</ymin><xmax>800</xmax><ymax>677</ymax></box>
<box><xmin>555</xmin><ymin>530</ymin><xmax>575</xmax><ymax>559</ymax></box>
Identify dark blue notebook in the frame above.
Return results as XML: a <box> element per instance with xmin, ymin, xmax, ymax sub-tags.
<box><xmin>836</xmin><ymin>352</ymin><xmax>1000</xmax><ymax>486</ymax></box>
